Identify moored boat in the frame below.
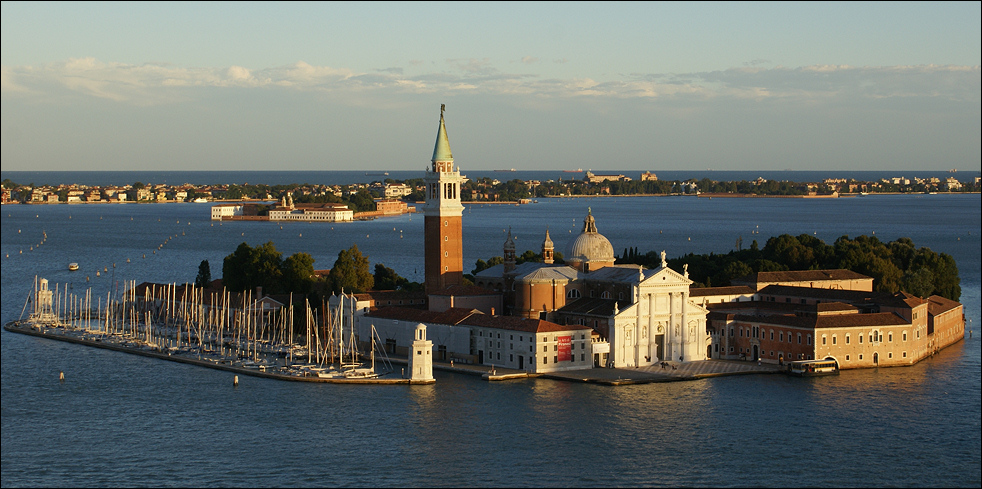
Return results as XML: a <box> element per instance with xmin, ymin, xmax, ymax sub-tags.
<box><xmin>787</xmin><ymin>358</ymin><xmax>839</xmax><ymax>377</ymax></box>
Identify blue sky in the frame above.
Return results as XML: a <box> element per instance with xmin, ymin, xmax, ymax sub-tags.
<box><xmin>2</xmin><ymin>1</ymin><xmax>979</xmax><ymax>172</ymax></box>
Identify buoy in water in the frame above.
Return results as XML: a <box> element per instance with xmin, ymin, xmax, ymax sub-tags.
<box><xmin>233</xmin><ymin>375</ymin><xmax>239</xmax><ymax>387</ymax></box>
<box><xmin>59</xmin><ymin>372</ymin><xmax>65</xmax><ymax>382</ymax></box>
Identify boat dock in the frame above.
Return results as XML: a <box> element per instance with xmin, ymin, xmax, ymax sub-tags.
<box><xmin>3</xmin><ymin>321</ymin><xmax>430</xmax><ymax>385</ymax></box>
<box><xmin>389</xmin><ymin>355</ymin><xmax>783</xmax><ymax>384</ymax></box>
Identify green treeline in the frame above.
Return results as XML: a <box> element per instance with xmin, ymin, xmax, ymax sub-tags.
<box><xmin>617</xmin><ymin>234</ymin><xmax>960</xmax><ymax>301</ymax></box>
<box><xmin>217</xmin><ymin>241</ymin><xmax>418</xmax><ymax>297</ymax></box>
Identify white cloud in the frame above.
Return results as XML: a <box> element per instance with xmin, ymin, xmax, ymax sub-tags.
<box><xmin>2</xmin><ymin>58</ymin><xmax>977</xmax><ymax>107</ymax></box>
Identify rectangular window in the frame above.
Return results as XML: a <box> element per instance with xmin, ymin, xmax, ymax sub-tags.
<box><xmin>554</xmin><ymin>355</ymin><xmax>558</xmax><ymax>363</ymax></box>
<box><xmin>859</xmin><ymin>335</ymin><xmax>863</xmax><ymax>344</ymax></box>
<box><xmin>903</xmin><ymin>332</ymin><xmax>907</xmax><ymax>342</ymax></box>
<box><xmin>845</xmin><ymin>355</ymin><xmax>850</xmax><ymax>361</ymax></box>
<box><xmin>846</xmin><ymin>335</ymin><xmax>850</xmax><ymax>344</ymax></box>
<box><xmin>543</xmin><ymin>356</ymin><xmax>547</xmax><ymax>364</ymax></box>
<box><xmin>770</xmin><ymin>331</ymin><xmax>774</xmax><ymax>340</ymax></box>
<box><xmin>822</xmin><ymin>336</ymin><xmax>826</xmax><ymax>345</ymax></box>
<box><xmin>903</xmin><ymin>351</ymin><xmax>907</xmax><ymax>358</ymax></box>
<box><xmin>888</xmin><ymin>333</ymin><xmax>893</xmax><ymax>342</ymax></box>
<box><xmin>543</xmin><ymin>345</ymin><xmax>547</xmax><ymax>352</ymax></box>
<box><xmin>832</xmin><ymin>336</ymin><xmax>837</xmax><ymax>345</ymax></box>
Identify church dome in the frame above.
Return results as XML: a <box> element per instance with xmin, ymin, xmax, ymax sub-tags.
<box><xmin>565</xmin><ymin>209</ymin><xmax>614</xmax><ymax>270</ymax></box>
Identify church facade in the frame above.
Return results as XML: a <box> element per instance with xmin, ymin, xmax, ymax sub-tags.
<box><xmin>475</xmin><ymin>212</ymin><xmax>710</xmax><ymax>368</ymax></box>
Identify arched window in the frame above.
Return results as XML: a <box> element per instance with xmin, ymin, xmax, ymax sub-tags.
<box><xmin>601</xmin><ymin>291</ymin><xmax>611</xmax><ymax>299</ymax></box>
<box><xmin>566</xmin><ymin>289</ymin><xmax>581</xmax><ymax>299</ymax></box>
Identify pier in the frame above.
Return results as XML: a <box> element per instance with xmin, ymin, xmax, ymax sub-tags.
<box><xmin>3</xmin><ymin>321</ymin><xmax>427</xmax><ymax>384</ymax></box>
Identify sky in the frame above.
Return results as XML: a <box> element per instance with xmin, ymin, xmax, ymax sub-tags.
<box><xmin>2</xmin><ymin>1</ymin><xmax>980</xmax><ymax>173</ymax></box>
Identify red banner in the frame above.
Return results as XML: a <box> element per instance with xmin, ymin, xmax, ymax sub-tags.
<box><xmin>558</xmin><ymin>335</ymin><xmax>572</xmax><ymax>362</ymax></box>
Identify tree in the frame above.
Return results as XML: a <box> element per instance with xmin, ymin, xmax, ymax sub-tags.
<box><xmin>472</xmin><ymin>256</ymin><xmax>504</xmax><ymax>275</ymax></box>
<box><xmin>221</xmin><ymin>241</ymin><xmax>283</xmax><ymax>293</ymax></box>
<box><xmin>328</xmin><ymin>245</ymin><xmax>374</xmax><ymax>294</ymax></box>
<box><xmin>281</xmin><ymin>252</ymin><xmax>316</xmax><ymax>294</ymax></box>
<box><xmin>194</xmin><ymin>260</ymin><xmax>212</xmax><ymax>288</ymax></box>
<box><xmin>374</xmin><ymin>263</ymin><xmax>409</xmax><ymax>290</ymax></box>
<box><xmin>901</xmin><ymin>268</ymin><xmax>935</xmax><ymax>298</ymax></box>
<box><xmin>222</xmin><ymin>242</ymin><xmax>256</xmax><ymax>291</ymax></box>
<box><xmin>253</xmin><ymin>241</ymin><xmax>284</xmax><ymax>293</ymax></box>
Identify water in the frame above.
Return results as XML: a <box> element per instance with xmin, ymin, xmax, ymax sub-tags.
<box><xmin>2</xmin><ymin>193</ymin><xmax>979</xmax><ymax>487</ymax></box>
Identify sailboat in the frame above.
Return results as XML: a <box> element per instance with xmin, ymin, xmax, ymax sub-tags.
<box><xmin>314</xmin><ymin>291</ymin><xmax>386</xmax><ymax>379</ymax></box>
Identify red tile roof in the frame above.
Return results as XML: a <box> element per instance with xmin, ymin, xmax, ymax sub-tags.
<box><xmin>366</xmin><ymin>306</ymin><xmax>481</xmax><ymax>325</ymax></box>
<box><xmin>462</xmin><ymin>314</ymin><xmax>592</xmax><ymax>333</ymax></box>
<box><xmin>927</xmin><ymin>295</ymin><xmax>962</xmax><ymax>316</ymax></box>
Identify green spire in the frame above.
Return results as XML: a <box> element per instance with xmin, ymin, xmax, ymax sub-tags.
<box><xmin>432</xmin><ymin>104</ymin><xmax>453</xmax><ymax>162</ymax></box>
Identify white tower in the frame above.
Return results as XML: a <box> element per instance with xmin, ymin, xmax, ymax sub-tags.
<box><xmin>407</xmin><ymin>323</ymin><xmax>434</xmax><ymax>383</ymax></box>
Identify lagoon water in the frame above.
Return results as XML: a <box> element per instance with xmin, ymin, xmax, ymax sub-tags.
<box><xmin>2</xmin><ymin>192</ymin><xmax>979</xmax><ymax>487</ymax></box>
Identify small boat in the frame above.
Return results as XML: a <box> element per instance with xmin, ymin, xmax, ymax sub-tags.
<box><xmin>68</xmin><ymin>263</ymin><xmax>79</xmax><ymax>271</ymax></box>
<box><xmin>787</xmin><ymin>358</ymin><xmax>839</xmax><ymax>377</ymax></box>
<box><xmin>494</xmin><ymin>168</ymin><xmax>517</xmax><ymax>172</ymax></box>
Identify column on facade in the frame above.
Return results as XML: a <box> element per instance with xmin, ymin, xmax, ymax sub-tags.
<box><xmin>668</xmin><ymin>291</ymin><xmax>676</xmax><ymax>362</ymax></box>
<box><xmin>648</xmin><ymin>292</ymin><xmax>656</xmax><ymax>363</ymax></box>
<box><xmin>681</xmin><ymin>290</ymin><xmax>689</xmax><ymax>361</ymax></box>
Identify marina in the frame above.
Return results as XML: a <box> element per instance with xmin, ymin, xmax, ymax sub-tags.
<box><xmin>5</xmin><ymin>276</ymin><xmax>429</xmax><ymax>385</ymax></box>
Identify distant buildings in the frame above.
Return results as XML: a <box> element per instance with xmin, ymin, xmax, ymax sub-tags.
<box><xmin>267</xmin><ymin>195</ymin><xmax>353</xmax><ymax>222</ymax></box>
<box><xmin>584</xmin><ymin>171</ymin><xmax>629</xmax><ymax>183</ymax></box>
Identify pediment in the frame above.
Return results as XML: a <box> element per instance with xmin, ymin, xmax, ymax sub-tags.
<box><xmin>640</xmin><ymin>265</ymin><xmax>692</xmax><ymax>288</ymax></box>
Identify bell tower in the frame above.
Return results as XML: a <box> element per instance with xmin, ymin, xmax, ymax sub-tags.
<box><xmin>424</xmin><ymin>104</ymin><xmax>466</xmax><ymax>294</ymax></box>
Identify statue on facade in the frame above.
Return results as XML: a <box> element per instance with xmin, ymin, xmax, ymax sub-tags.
<box><xmin>660</xmin><ymin>250</ymin><xmax>667</xmax><ymax>267</ymax></box>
